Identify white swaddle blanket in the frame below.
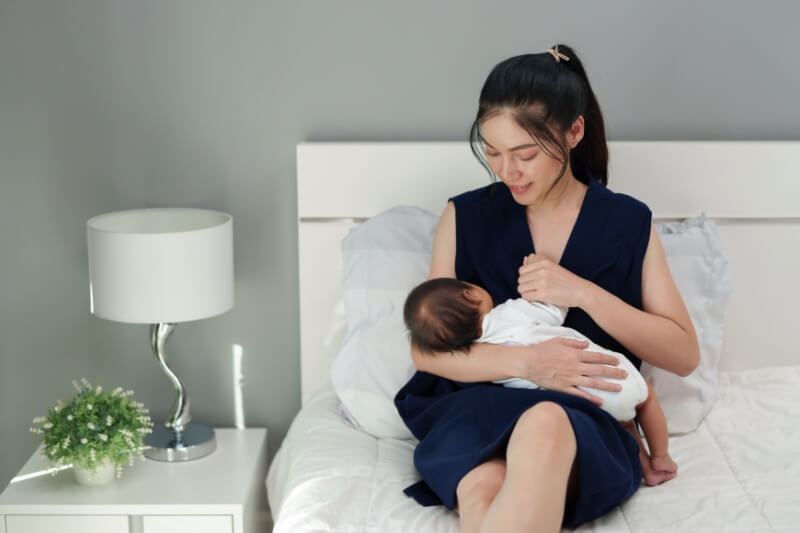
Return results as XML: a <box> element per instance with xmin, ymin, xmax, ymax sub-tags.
<box><xmin>479</xmin><ymin>298</ymin><xmax>648</xmax><ymax>421</ymax></box>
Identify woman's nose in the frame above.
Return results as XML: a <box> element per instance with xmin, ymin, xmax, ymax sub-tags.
<box><xmin>498</xmin><ymin>156</ymin><xmax>520</xmax><ymax>181</ymax></box>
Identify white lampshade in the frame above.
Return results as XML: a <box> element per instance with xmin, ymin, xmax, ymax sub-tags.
<box><xmin>87</xmin><ymin>208</ymin><xmax>234</xmax><ymax>324</ymax></box>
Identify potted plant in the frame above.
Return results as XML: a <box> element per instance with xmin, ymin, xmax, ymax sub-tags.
<box><xmin>30</xmin><ymin>378</ymin><xmax>154</xmax><ymax>485</ymax></box>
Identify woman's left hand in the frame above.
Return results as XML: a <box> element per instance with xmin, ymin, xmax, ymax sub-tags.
<box><xmin>518</xmin><ymin>253</ymin><xmax>593</xmax><ymax>308</ymax></box>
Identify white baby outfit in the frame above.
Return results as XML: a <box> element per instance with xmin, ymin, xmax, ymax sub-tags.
<box><xmin>478</xmin><ymin>299</ymin><xmax>648</xmax><ymax>421</ymax></box>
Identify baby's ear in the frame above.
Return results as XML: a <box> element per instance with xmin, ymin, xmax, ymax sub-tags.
<box><xmin>462</xmin><ymin>288</ymin><xmax>479</xmax><ymax>304</ymax></box>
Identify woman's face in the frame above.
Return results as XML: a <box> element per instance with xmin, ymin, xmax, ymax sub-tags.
<box><xmin>480</xmin><ymin>109</ymin><xmax>582</xmax><ymax>206</ymax></box>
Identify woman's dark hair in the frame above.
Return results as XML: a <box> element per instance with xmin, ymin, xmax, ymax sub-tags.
<box><xmin>404</xmin><ymin>278</ymin><xmax>484</xmax><ymax>355</ymax></box>
<box><xmin>469</xmin><ymin>44</ymin><xmax>608</xmax><ymax>188</ymax></box>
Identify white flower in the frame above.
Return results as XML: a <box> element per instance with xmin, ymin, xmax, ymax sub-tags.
<box><xmin>43</xmin><ymin>422</ymin><xmax>53</xmax><ymax>429</ymax></box>
<box><xmin>81</xmin><ymin>377</ymin><xmax>91</xmax><ymax>388</ymax></box>
<box><xmin>87</xmin><ymin>404</ymin><xmax>93</xmax><ymax>411</ymax></box>
<box><xmin>99</xmin><ymin>433</ymin><xmax>108</xmax><ymax>442</ymax></box>
<box><xmin>95</xmin><ymin>385</ymin><xmax>102</xmax><ymax>393</ymax></box>
<box><xmin>87</xmin><ymin>422</ymin><xmax>95</xmax><ymax>430</ymax></box>
<box><xmin>106</xmin><ymin>416</ymin><xmax>113</xmax><ymax>426</ymax></box>
<box><xmin>72</xmin><ymin>380</ymin><xmax>81</xmax><ymax>392</ymax></box>
<box><xmin>81</xmin><ymin>438</ymin><xmax>88</xmax><ymax>444</ymax></box>
<box><xmin>67</xmin><ymin>415</ymin><xmax>73</xmax><ymax>421</ymax></box>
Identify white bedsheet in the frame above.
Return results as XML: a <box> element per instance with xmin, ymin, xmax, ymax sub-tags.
<box><xmin>267</xmin><ymin>366</ymin><xmax>800</xmax><ymax>532</ymax></box>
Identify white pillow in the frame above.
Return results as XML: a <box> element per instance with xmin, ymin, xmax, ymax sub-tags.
<box><xmin>330</xmin><ymin>206</ymin><xmax>437</xmax><ymax>439</ymax></box>
<box><xmin>641</xmin><ymin>215</ymin><xmax>730</xmax><ymax>434</ymax></box>
<box><xmin>332</xmin><ymin>207</ymin><xmax>730</xmax><ymax>439</ymax></box>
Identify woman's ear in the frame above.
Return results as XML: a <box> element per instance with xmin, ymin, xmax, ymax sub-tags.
<box><xmin>567</xmin><ymin>115</ymin><xmax>585</xmax><ymax>149</ymax></box>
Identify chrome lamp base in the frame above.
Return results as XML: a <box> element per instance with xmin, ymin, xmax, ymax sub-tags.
<box><xmin>145</xmin><ymin>323</ymin><xmax>216</xmax><ymax>462</ymax></box>
<box><xmin>144</xmin><ymin>423</ymin><xmax>217</xmax><ymax>462</ymax></box>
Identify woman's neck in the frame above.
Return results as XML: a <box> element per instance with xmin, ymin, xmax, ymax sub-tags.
<box><xmin>525</xmin><ymin>169</ymin><xmax>586</xmax><ymax>217</ymax></box>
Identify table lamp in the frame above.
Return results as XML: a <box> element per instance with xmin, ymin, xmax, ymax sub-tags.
<box><xmin>87</xmin><ymin>208</ymin><xmax>234</xmax><ymax>462</ymax></box>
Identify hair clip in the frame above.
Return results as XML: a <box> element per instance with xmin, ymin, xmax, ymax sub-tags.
<box><xmin>546</xmin><ymin>45</ymin><xmax>570</xmax><ymax>63</ymax></box>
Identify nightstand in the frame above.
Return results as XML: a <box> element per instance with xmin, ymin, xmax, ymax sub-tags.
<box><xmin>0</xmin><ymin>428</ymin><xmax>269</xmax><ymax>533</ymax></box>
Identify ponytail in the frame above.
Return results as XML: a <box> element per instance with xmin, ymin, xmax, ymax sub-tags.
<box><xmin>556</xmin><ymin>44</ymin><xmax>608</xmax><ymax>185</ymax></box>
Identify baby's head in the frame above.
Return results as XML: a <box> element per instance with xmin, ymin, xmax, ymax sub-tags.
<box><xmin>403</xmin><ymin>278</ymin><xmax>494</xmax><ymax>355</ymax></box>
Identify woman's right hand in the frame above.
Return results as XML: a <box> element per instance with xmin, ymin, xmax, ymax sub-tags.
<box><xmin>517</xmin><ymin>337</ymin><xmax>628</xmax><ymax>406</ymax></box>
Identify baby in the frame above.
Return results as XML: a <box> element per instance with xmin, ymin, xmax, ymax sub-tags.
<box><xmin>403</xmin><ymin>277</ymin><xmax>678</xmax><ymax>486</ymax></box>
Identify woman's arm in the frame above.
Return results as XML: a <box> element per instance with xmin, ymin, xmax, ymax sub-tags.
<box><xmin>411</xmin><ymin>341</ymin><xmax>526</xmax><ymax>382</ymax></box>
<box><xmin>580</xmin><ymin>224</ymin><xmax>700</xmax><ymax>377</ymax></box>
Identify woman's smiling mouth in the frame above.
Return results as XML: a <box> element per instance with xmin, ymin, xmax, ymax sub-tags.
<box><xmin>509</xmin><ymin>183</ymin><xmax>532</xmax><ymax>194</ymax></box>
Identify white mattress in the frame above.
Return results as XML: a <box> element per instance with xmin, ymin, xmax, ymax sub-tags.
<box><xmin>267</xmin><ymin>366</ymin><xmax>800</xmax><ymax>532</ymax></box>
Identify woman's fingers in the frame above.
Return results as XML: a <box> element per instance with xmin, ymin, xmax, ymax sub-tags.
<box><xmin>577</xmin><ymin>375</ymin><xmax>623</xmax><ymax>392</ymax></box>
<box><xmin>519</xmin><ymin>256</ymin><xmax>538</xmax><ymax>271</ymax></box>
<box><xmin>566</xmin><ymin>387</ymin><xmax>604</xmax><ymax>406</ymax></box>
<box><xmin>560</xmin><ymin>338</ymin><xmax>590</xmax><ymax>349</ymax></box>
<box><xmin>586</xmin><ymin>362</ymin><xmax>628</xmax><ymax>380</ymax></box>
<box><xmin>517</xmin><ymin>278</ymin><xmax>542</xmax><ymax>293</ymax></box>
<box><xmin>579</xmin><ymin>350</ymin><xmax>620</xmax><ymax>366</ymax></box>
<box><xmin>577</xmin><ymin>362</ymin><xmax>627</xmax><ymax>381</ymax></box>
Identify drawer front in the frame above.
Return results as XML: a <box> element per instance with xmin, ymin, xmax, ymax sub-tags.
<box><xmin>143</xmin><ymin>515</ymin><xmax>232</xmax><ymax>533</ymax></box>
<box><xmin>6</xmin><ymin>515</ymin><xmax>129</xmax><ymax>533</ymax></box>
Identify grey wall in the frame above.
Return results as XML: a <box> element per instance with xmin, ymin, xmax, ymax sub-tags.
<box><xmin>0</xmin><ymin>1</ymin><xmax>112</xmax><ymax>487</ymax></box>
<box><xmin>2</xmin><ymin>0</ymin><xmax>799</xmax><ymax>489</ymax></box>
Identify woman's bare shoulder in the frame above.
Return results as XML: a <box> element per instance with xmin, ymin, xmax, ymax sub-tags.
<box><xmin>428</xmin><ymin>202</ymin><xmax>457</xmax><ymax>280</ymax></box>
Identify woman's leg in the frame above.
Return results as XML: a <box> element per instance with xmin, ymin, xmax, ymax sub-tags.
<box><xmin>479</xmin><ymin>401</ymin><xmax>578</xmax><ymax>533</ymax></box>
<box><xmin>455</xmin><ymin>458</ymin><xmax>507</xmax><ymax>533</ymax></box>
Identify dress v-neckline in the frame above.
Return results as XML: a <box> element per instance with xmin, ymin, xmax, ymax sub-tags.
<box><xmin>522</xmin><ymin>178</ymin><xmax>594</xmax><ymax>268</ymax></box>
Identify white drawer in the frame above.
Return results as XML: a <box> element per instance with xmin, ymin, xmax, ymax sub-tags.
<box><xmin>142</xmin><ymin>515</ymin><xmax>232</xmax><ymax>533</ymax></box>
<box><xmin>5</xmin><ymin>515</ymin><xmax>129</xmax><ymax>533</ymax></box>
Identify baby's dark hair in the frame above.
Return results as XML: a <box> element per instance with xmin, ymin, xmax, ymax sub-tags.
<box><xmin>404</xmin><ymin>278</ymin><xmax>484</xmax><ymax>355</ymax></box>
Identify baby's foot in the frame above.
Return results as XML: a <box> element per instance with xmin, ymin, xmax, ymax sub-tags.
<box><xmin>643</xmin><ymin>454</ymin><xmax>678</xmax><ymax>486</ymax></box>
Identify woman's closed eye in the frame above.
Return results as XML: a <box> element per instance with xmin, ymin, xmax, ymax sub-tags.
<box><xmin>485</xmin><ymin>151</ymin><xmax>537</xmax><ymax>161</ymax></box>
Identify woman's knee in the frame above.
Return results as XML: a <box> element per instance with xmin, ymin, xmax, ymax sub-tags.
<box><xmin>511</xmin><ymin>401</ymin><xmax>577</xmax><ymax>454</ymax></box>
<box><xmin>456</xmin><ymin>458</ymin><xmax>506</xmax><ymax>509</ymax></box>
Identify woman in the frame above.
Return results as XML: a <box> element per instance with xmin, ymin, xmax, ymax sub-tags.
<box><xmin>394</xmin><ymin>44</ymin><xmax>700</xmax><ymax>532</ymax></box>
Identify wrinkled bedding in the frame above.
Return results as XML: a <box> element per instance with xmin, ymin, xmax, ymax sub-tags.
<box><xmin>267</xmin><ymin>366</ymin><xmax>800</xmax><ymax>532</ymax></box>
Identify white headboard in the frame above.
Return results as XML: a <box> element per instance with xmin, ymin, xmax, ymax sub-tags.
<box><xmin>297</xmin><ymin>141</ymin><xmax>800</xmax><ymax>405</ymax></box>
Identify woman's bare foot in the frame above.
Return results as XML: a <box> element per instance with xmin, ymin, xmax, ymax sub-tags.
<box><xmin>643</xmin><ymin>454</ymin><xmax>678</xmax><ymax>486</ymax></box>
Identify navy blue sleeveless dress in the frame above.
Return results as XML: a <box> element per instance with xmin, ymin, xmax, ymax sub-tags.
<box><xmin>394</xmin><ymin>177</ymin><xmax>652</xmax><ymax>528</ymax></box>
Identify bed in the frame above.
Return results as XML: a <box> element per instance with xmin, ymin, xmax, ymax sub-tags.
<box><xmin>267</xmin><ymin>141</ymin><xmax>800</xmax><ymax>532</ymax></box>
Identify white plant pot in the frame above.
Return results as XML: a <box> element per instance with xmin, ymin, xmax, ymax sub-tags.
<box><xmin>73</xmin><ymin>460</ymin><xmax>115</xmax><ymax>486</ymax></box>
